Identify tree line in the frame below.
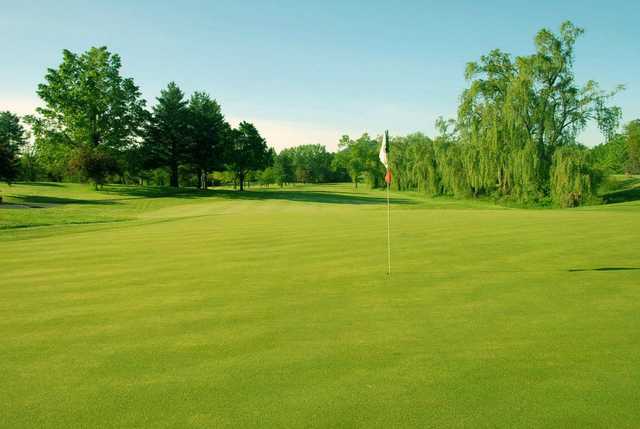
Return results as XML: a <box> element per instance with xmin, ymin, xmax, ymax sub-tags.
<box><xmin>336</xmin><ymin>22</ymin><xmax>639</xmax><ymax>207</ymax></box>
<box><xmin>1</xmin><ymin>21</ymin><xmax>639</xmax><ymax>206</ymax></box>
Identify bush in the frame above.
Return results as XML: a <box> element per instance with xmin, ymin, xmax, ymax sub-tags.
<box><xmin>69</xmin><ymin>147</ymin><xmax>119</xmax><ymax>188</ymax></box>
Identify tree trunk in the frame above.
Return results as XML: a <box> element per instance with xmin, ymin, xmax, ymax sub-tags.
<box><xmin>201</xmin><ymin>170</ymin><xmax>208</xmax><ymax>190</ymax></box>
<box><xmin>239</xmin><ymin>173</ymin><xmax>245</xmax><ymax>191</ymax></box>
<box><xmin>170</xmin><ymin>163</ymin><xmax>179</xmax><ymax>188</ymax></box>
<box><xmin>170</xmin><ymin>141</ymin><xmax>179</xmax><ymax>187</ymax></box>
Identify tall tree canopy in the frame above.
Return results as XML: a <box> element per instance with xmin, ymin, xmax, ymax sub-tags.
<box><xmin>143</xmin><ymin>82</ymin><xmax>189</xmax><ymax>187</ymax></box>
<box><xmin>31</xmin><ymin>47</ymin><xmax>146</xmax><ymax>150</ymax></box>
<box><xmin>0</xmin><ymin>111</ymin><xmax>28</xmax><ymax>184</ymax></box>
<box><xmin>187</xmin><ymin>92</ymin><xmax>229</xmax><ymax>189</ymax></box>
<box><xmin>226</xmin><ymin>121</ymin><xmax>270</xmax><ymax>191</ymax></box>
<box><xmin>333</xmin><ymin>134</ymin><xmax>381</xmax><ymax>188</ymax></box>
<box><xmin>273</xmin><ymin>150</ymin><xmax>295</xmax><ymax>186</ymax></box>
<box><xmin>27</xmin><ymin>47</ymin><xmax>146</xmax><ymax>185</ymax></box>
<box><xmin>455</xmin><ymin>21</ymin><xmax>621</xmax><ymax>205</ymax></box>
<box><xmin>278</xmin><ymin>144</ymin><xmax>336</xmax><ymax>184</ymax></box>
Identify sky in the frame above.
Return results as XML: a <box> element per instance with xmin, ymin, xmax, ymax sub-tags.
<box><xmin>1</xmin><ymin>0</ymin><xmax>639</xmax><ymax>151</ymax></box>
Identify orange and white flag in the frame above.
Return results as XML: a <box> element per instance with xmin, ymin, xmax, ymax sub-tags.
<box><xmin>379</xmin><ymin>130</ymin><xmax>392</xmax><ymax>184</ymax></box>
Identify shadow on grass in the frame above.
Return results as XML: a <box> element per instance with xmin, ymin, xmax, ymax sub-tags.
<box><xmin>11</xmin><ymin>195</ymin><xmax>119</xmax><ymax>206</ymax></box>
<box><xmin>601</xmin><ymin>187</ymin><xmax>640</xmax><ymax>204</ymax></box>
<box><xmin>14</xmin><ymin>182</ymin><xmax>65</xmax><ymax>187</ymax></box>
<box><xmin>568</xmin><ymin>267</ymin><xmax>640</xmax><ymax>272</ymax></box>
<box><xmin>601</xmin><ymin>176</ymin><xmax>640</xmax><ymax>204</ymax></box>
<box><xmin>102</xmin><ymin>185</ymin><xmax>415</xmax><ymax>205</ymax></box>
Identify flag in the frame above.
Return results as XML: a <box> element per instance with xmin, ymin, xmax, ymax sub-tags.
<box><xmin>379</xmin><ymin>130</ymin><xmax>392</xmax><ymax>184</ymax></box>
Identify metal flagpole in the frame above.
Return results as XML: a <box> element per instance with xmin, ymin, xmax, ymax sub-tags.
<box><xmin>385</xmin><ymin>129</ymin><xmax>391</xmax><ymax>276</ymax></box>
<box><xmin>386</xmin><ymin>177</ymin><xmax>391</xmax><ymax>276</ymax></box>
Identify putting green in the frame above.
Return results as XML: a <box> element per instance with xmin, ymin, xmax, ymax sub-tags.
<box><xmin>1</xmin><ymin>183</ymin><xmax>639</xmax><ymax>428</ymax></box>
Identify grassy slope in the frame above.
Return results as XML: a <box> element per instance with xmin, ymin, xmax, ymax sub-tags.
<box><xmin>1</xmin><ymin>182</ymin><xmax>639</xmax><ymax>428</ymax></box>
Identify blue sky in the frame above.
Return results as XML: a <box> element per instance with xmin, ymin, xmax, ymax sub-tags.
<box><xmin>1</xmin><ymin>0</ymin><xmax>638</xmax><ymax>150</ymax></box>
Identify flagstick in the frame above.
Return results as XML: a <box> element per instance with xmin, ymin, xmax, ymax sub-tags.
<box><xmin>386</xmin><ymin>178</ymin><xmax>391</xmax><ymax>276</ymax></box>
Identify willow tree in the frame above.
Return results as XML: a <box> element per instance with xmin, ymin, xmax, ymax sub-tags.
<box><xmin>387</xmin><ymin>132</ymin><xmax>439</xmax><ymax>193</ymax></box>
<box><xmin>408</xmin><ymin>134</ymin><xmax>440</xmax><ymax>194</ymax></box>
<box><xmin>388</xmin><ymin>136</ymin><xmax>411</xmax><ymax>191</ymax></box>
<box><xmin>551</xmin><ymin>145</ymin><xmax>599</xmax><ymax>207</ymax></box>
<box><xmin>458</xmin><ymin>21</ymin><xmax>622</xmax><ymax>203</ymax></box>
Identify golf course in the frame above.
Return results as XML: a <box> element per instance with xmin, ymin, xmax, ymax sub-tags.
<box><xmin>1</xmin><ymin>181</ymin><xmax>639</xmax><ymax>428</ymax></box>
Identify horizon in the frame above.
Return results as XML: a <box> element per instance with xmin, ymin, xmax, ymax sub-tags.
<box><xmin>2</xmin><ymin>0</ymin><xmax>639</xmax><ymax>151</ymax></box>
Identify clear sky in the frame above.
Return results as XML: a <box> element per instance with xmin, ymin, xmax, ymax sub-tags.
<box><xmin>1</xmin><ymin>0</ymin><xmax>638</xmax><ymax>150</ymax></box>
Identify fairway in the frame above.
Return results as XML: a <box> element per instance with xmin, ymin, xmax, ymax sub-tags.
<box><xmin>1</xmin><ymin>183</ymin><xmax>639</xmax><ymax>428</ymax></box>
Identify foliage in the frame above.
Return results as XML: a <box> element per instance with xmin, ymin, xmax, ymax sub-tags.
<box><xmin>258</xmin><ymin>166</ymin><xmax>277</xmax><ymax>186</ymax></box>
<box><xmin>186</xmin><ymin>92</ymin><xmax>229</xmax><ymax>189</ymax></box>
<box><xmin>69</xmin><ymin>146</ymin><xmax>119</xmax><ymax>189</ymax></box>
<box><xmin>9</xmin><ymin>26</ymin><xmax>630</xmax><ymax>205</ymax></box>
<box><xmin>456</xmin><ymin>21</ymin><xmax>621</xmax><ymax>204</ymax></box>
<box><xmin>29</xmin><ymin>47</ymin><xmax>146</xmax><ymax>150</ymax></box>
<box><xmin>550</xmin><ymin>145</ymin><xmax>601</xmax><ymax>207</ymax></box>
<box><xmin>0</xmin><ymin>111</ymin><xmax>28</xmax><ymax>184</ymax></box>
<box><xmin>143</xmin><ymin>82</ymin><xmax>189</xmax><ymax>187</ymax></box>
<box><xmin>225</xmin><ymin>121</ymin><xmax>270</xmax><ymax>191</ymax></box>
<box><xmin>626</xmin><ymin>120</ymin><xmax>640</xmax><ymax>174</ymax></box>
<box><xmin>277</xmin><ymin>144</ymin><xmax>341</xmax><ymax>184</ymax></box>
<box><xmin>273</xmin><ymin>151</ymin><xmax>295</xmax><ymax>186</ymax></box>
<box><xmin>333</xmin><ymin>134</ymin><xmax>382</xmax><ymax>188</ymax></box>
<box><xmin>590</xmin><ymin>133</ymin><xmax>628</xmax><ymax>175</ymax></box>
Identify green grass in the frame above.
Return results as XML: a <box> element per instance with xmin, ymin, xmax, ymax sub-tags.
<box><xmin>1</xmin><ymin>182</ymin><xmax>639</xmax><ymax>428</ymax></box>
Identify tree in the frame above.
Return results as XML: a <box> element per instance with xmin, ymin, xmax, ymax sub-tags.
<box><xmin>187</xmin><ymin>92</ymin><xmax>229</xmax><ymax>189</ymax></box>
<box><xmin>551</xmin><ymin>145</ymin><xmax>600</xmax><ymax>207</ymax></box>
<box><xmin>0</xmin><ymin>111</ymin><xmax>28</xmax><ymax>184</ymax></box>
<box><xmin>69</xmin><ymin>146</ymin><xmax>119</xmax><ymax>189</ymax></box>
<box><xmin>29</xmin><ymin>129</ymin><xmax>75</xmax><ymax>182</ymax></box>
<box><xmin>457</xmin><ymin>21</ymin><xmax>621</xmax><ymax>203</ymax></box>
<box><xmin>273</xmin><ymin>151</ymin><xmax>294</xmax><ymax>186</ymax></box>
<box><xmin>626</xmin><ymin>120</ymin><xmax>640</xmax><ymax>174</ymax></box>
<box><xmin>590</xmin><ymin>133</ymin><xmax>627</xmax><ymax>175</ymax></box>
<box><xmin>226</xmin><ymin>121</ymin><xmax>270</xmax><ymax>191</ymax></box>
<box><xmin>258</xmin><ymin>167</ymin><xmax>276</xmax><ymax>187</ymax></box>
<box><xmin>19</xmin><ymin>144</ymin><xmax>42</xmax><ymax>182</ymax></box>
<box><xmin>31</xmin><ymin>47</ymin><xmax>146</xmax><ymax>150</ymax></box>
<box><xmin>143</xmin><ymin>82</ymin><xmax>189</xmax><ymax>187</ymax></box>
<box><xmin>27</xmin><ymin>47</ymin><xmax>146</xmax><ymax>185</ymax></box>
<box><xmin>333</xmin><ymin>134</ymin><xmax>371</xmax><ymax>188</ymax></box>
<box><xmin>388</xmin><ymin>132</ymin><xmax>439</xmax><ymax>193</ymax></box>
<box><xmin>281</xmin><ymin>144</ymin><xmax>334</xmax><ymax>183</ymax></box>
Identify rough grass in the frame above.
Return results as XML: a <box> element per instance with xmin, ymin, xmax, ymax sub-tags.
<box><xmin>1</xmin><ymin>182</ymin><xmax>639</xmax><ymax>428</ymax></box>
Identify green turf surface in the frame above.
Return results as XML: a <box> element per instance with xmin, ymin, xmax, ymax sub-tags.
<box><xmin>1</xmin><ymin>182</ymin><xmax>639</xmax><ymax>428</ymax></box>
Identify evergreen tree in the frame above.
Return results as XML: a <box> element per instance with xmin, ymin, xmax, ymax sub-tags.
<box><xmin>0</xmin><ymin>111</ymin><xmax>28</xmax><ymax>184</ymax></box>
<box><xmin>144</xmin><ymin>82</ymin><xmax>189</xmax><ymax>187</ymax></box>
<box><xmin>186</xmin><ymin>92</ymin><xmax>229</xmax><ymax>189</ymax></box>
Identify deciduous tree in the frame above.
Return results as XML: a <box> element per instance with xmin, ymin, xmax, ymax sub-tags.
<box><xmin>226</xmin><ymin>121</ymin><xmax>270</xmax><ymax>191</ymax></box>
